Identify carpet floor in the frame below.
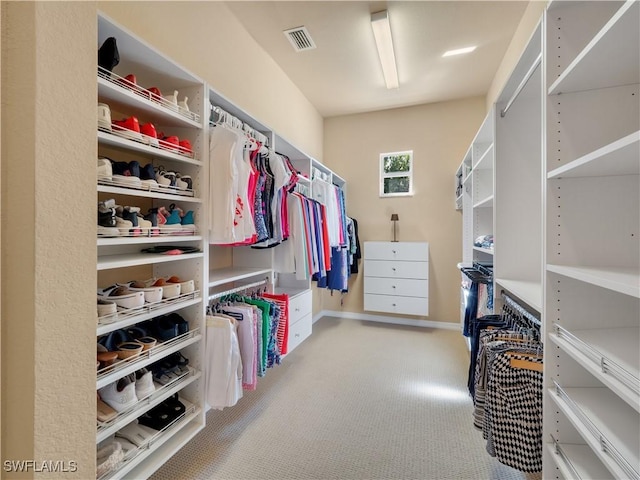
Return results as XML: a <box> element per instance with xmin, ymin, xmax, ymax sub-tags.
<box><xmin>150</xmin><ymin>316</ymin><xmax>528</xmax><ymax>480</ymax></box>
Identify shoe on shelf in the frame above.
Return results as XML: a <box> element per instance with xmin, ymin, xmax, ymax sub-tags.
<box><xmin>115</xmin><ymin>205</ymin><xmax>143</xmax><ymax>236</ymax></box>
<box><xmin>140</xmin><ymin>164</ymin><xmax>159</xmax><ymax>189</ymax></box>
<box><xmin>97</xmin><ymin>298</ymin><xmax>118</xmax><ymax>321</ymax></box>
<box><xmin>97</xmin><ymin>157</ymin><xmax>113</xmax><ymax>181</ymax></box>
<box><xmin>147</xmin><ymin>86</ymin><xmax>162</xmax><ymax>101</ymax></box>
<box><xmin>143</xmin><ymin>208</ymin><xmax>161</xmax><ymax>236</ymax></box>
<box><xmin>97</xmin><ymin>285</ymin><xmax>145</xmax><ymax>309</ymax></box>
<box><xmin>166</xmin><ymin>275</ymin><xmax>195</xmax><ymax>295</ymax></box>
<box><xmin>115</xmin><ymin>422</ymin><xmax>156</xmax><ymax>448</ymax></box>
<box><xmin>116</xmin><ymin>341</ymin><xmax>144</xmax><ymax>360</ymax></box>
<box><xmin>98</xmin><ymin>37</ymin><xmax>119</xmax><ymax>74</ymax></box>
<box><xmin>157</xmin><ymin>132</ymin><xmax>180</xmax><ymax>152</ymax></box>
<box><xmin>97</xmin><ymin>103</ymin><xmax>112</xmax><ymax>132</ymax></box>
<box><xmin>112</xmin><ymin>116</ymin><xmax>143</xmax><ymax>142</ymax></box>
<box><xmin>155</xmin><ymin>207</ymin><xmax>181</xmax><ymax>234</ymax></box>
<box><xmin>97</xmin><ymin>394</ymin><xmax>118</xmax><ymax>423</ymax></box>
<box><xmin>181</xmin><ymin>210</ymin><xmax>196</xmax><ymax>233</ymax></box>
<box><xmin>149</xmin><ymin>278</ymin><xmax>181</xmax><ymax>299</ymax></box>
<box><xmin>111</xmin><ymin>161</ymin><xmax>142</xmax><ymax>189</ymax></box>
<box><xmin>155</xmin><ymin>168</ymin><xmax>177</xmax><ymax>188</ymax></box>
<box><xmin>178</xmin><ymin>139</ymin><xmax>192</xmax><ymax>155</ymax></box>
<box><xmin>178</xmin><ymin>96</ymin><xmax>189</xmax><ymax>112</ymax></box>
<box><xmin>116</xmin><ymin>73</ymin><xmax>138</xmax><ymax>91</ymax></box>
<box><xmin>97</xmin><ymin>199</ymin><xmax>120</xmax><ymax>237</ymax></box>
<box><xmin>140</xmin><ymin>123</ymin><xmax>159</xmax><ymax>147</ymax></box>
<box><xmin>134</xmin><ymin>368</ymin><xmax>155</xmax><ymax>399</ymax></box>
<box><xmin>96</xmin><ymin>439</ymin><xmax>123</xmax><ymax>478</ymax></box>
<box><xmin>163</xmin><ymin>90</ymin><xmax>179</xmax><ymax>109</ymax></box>
<box><xmin>176</xmin><ymin>173</ymin><xmax>192</xmax><ymax>191</ymax></box>
<box><xmin>122</xmin><ymin>280</ymin><xmax>163</xmax><ymax>303</ymax></box>
<box><xmin>98</xmin><ymin>376</ymin><xmax>138</xmax><ymax>413</ymax></box>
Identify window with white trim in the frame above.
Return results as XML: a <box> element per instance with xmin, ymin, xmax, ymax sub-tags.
<box><xmin>380</xmin><ymin>150</ymin><xmax>413</xmax><ymax>197</ymax></box>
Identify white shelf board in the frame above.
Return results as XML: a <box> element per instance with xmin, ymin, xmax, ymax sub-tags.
<box><xmin>473</xmin><ymin>246</ymin><xmax>494</xmax><ymax>255</ymax></box>
<box><xmin>549</xmin><ymin>1</ymin><xmax>640</xmax><ymax>95</ymax></box>
<box><xmin>548</xmin><ymin>131</ymin><xmax>640</xmax><ymax>179</ymax></box>
<box><xmin>97</xmin><ymin>235</ymin><xmax>202</xmax><ymax>247</ymax></box>
<box><xmin>273</xmin><ymin>287</ymin><xmax>310</xmax><ymax>299</ymax></box>
<box><xmin>473</xmin><ymin>143</ymin><xmax>494</xmax><ymax>170</ymax></box>
<box><xmin>98</xmin><ymin>131</ymin><xmax>202</xmax><ymax>167</ymax></box>
<box><xmin>494</xmin><ymin>278</ymin><xmax>542</xmax><ymax>311</ymax></box>
<box><xmin>97</xmin><ymin>252</ymin><xmax>203</xmax><ymax>271</ymax></box>
<box><xmin>98</xmin><ymin>77</ymin><xmax>202</xmax><ymax>129</ymax></box>
<box><xmin>473</xmin><ymin>195</ymin><xmax>494</xmax><ymax>209</ymax></box>
<box><xmin>97</xmin><ymin>184</ymin><xmax>202</xmax><ymax>203</ymax></box>
<box><xmin>552</xmin><ymin>386</ymin><xmax>640</xmax><ymax>479</ymax></box>
<box><xmin>96</xmin><ymin>295</ymin><xmax>201</xmax><ymax>336</ymax></box>
<box><xmin>546</xmin><ymin>442</ymin><xmax>614</xmax><ymax>480</ymax></box>
<box><xmin>547</xmin><ymin>264</ymin><xmax>640</xmax><ymax>298</ymax></box>
<box><xmin>96</xmin><ymin>369</ymin><xmax>201</xmax><ymax>443</ymax></box>
<box><xmin>462</xmin><ymin>172</ymin><xmax>472</xmax><ymax>185</ymax></box>
<box><xmin>549</xmin><ymin>331</ymin><xmax>639</xmax><ymax>412</ymax></box>
<box><xmin>208</xmin><ymin>267</ymin><xmax>272</xmax><ymax>288</ymax></box>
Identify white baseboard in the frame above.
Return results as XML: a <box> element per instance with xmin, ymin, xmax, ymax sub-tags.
<box><xmin>313</xmin><ymin>310</ymin><xmax>460</xmax><ymax>330</ymax></box>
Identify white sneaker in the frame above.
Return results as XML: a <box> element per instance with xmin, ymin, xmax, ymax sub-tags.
<box><xmin>98</xmin><ymin>376</ymin><xmax>138</xmax><ymax>412</ymax></box>
<box><xmin>178</xmin><ymin>96</ymin><xmax>189</xmax><ymax>112</ymax></box>
<box><xmin>96</xmin><ymin>440</ymin><xmax>123</xmax><ymax>478</ymax></box>
<box><xmin>97</xmin><ymin>158</ymin><xmax>113</xmax><ymax>181</ymax></box>
<box><xmin>97</xmin><ymin>298</ymin><xmax>118</xmax><ymax>323</ymax></box>
<box><xmin>97</xmin><ymin>285</ymin><xmax>145</xmax><ymax>309</ymax></box>
<box><xmin>97</xmin><ymin>103</ymin><xmax>112</xmax><ymax>132</ymax></box>
<box><xmin>135</xmin><ymin>369</ymin><xmax>155</xmax><ymax>399</ymax></box>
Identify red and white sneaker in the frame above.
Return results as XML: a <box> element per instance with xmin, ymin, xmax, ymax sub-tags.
<box><xmin>112</xmin><ymin>116</ymin><xmax>143</xmax><ymax>142</ymax></box>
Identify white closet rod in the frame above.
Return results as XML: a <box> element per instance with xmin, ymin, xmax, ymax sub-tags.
<box><xmin>500</xmin><ymin>52</ymin><xmax>542</xmax><ymax>118</ymax></box>
<box><xmin>208</xmin><ymin>278</ymin><xmax>269</xmax><ymax>301</ymax></box>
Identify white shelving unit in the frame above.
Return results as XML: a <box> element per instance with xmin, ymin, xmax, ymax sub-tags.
<box><xmin>96</xmin><ymin>13</ymin><xmax>207</xmax><ymax>479</ymax></box>
<box><xmin>543</xmin><ymin>2</ymin><xmax>640</xmax><ymax>478</ymax></box>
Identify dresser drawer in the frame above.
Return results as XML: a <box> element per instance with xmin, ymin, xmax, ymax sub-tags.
<box><xmin>364</xmin><ymin>294</ymin><xmax>429</xmax><ymax>316</ymax></box>
<box><xmin>364</xmin><ymin>242</ymin><xmax>429</xmax><ymax>261</ymax></box>
<box><xmin>289</xmin><ymin>290</ymin><xmax>312</xmax><ymax>324</ymax></box>
<box><xmin>364</xmin><ymin>277</ymin><xmax>428</xmax><ymax>298</ymax></box>
<box><xmin>287</xmin><ymin>313</ymin><xmax>312</xmax><ymax>352</ymax></box>
<box><xmin>364</xmin><ymin>260</ymin><xmax>428</xmax><ymax>280</ymax></box>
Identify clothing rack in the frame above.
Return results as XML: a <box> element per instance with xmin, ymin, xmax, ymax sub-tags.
<box><xmin>208</xmin><ymin>278</ymin><xmax>269</xmax><ymax>302</ymax></box>
<box><xmin>209</xmin><ymin>105</ymin><xmax>269</xmax><ymax>146</ymax></box>
<box><xmin>501</xmin><ymin>291</ymin><xmax>541</xmax><ymax>327</ymax></box>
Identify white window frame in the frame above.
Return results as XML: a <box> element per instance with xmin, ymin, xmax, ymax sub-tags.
<box><xmin>379</xmin><ymin>150</ymin><xmax>414</xmax><ymax>197</ymax></box>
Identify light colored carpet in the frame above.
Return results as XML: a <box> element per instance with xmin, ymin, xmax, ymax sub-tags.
<box><xmin>150</xmin><ymin>316</ymin><xmax>527</xmax><ymax>480</ymax></box>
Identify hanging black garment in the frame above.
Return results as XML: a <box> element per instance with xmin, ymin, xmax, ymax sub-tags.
<box><xmin>350</xmin><ymin>218</ymin><xmax>361</xmax><ymax>274</ymax></box>
<box><xmin>98</xmin><ymin>37</ymin><xmax>120</xmax><ymax>73</ymax></box>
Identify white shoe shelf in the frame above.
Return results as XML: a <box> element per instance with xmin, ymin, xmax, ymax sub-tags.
<box><xmin>96</xmin><ymin>12</ymin><xmax>207</xmax><ymax>480</ymax></box>
<box><xmin>543</xmin><ymin>1</ymin><xmax>640</xmax><ymax>478</ymax></box>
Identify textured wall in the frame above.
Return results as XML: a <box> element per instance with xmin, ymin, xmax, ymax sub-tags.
<box><xmin>1</xmin><ymin>2</ymin><xmax>97</xmax><ymax>478</ymax></box>
<box><xmin>97</xmin><ymin>1</ymin><xmax>324</xmax><ymax>161</ymax></box>
<box><xmin>320</xmin><ymin>97</ymin><xmax>486</xmax><ymax>324</ymax></box>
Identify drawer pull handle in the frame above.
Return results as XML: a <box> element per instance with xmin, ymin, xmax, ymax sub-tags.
<box><xmin>392</xmin><ymin>303</ymin><xmax>397</xmax><ymax>307</ymax></box>
<box><xmin>392</xmin><ymin>250</ymin><xmax>396</xmax><ymax>254</ymax></box>
<box><xmin>392</xmin><ymin>285</ymin><xmax>396</xmax><ymax>288</ymax></box>
<box><xmin>295</xmin><ymin>333</ymin><xmax>300</xmax><ymax>337</ymax></box>
<box><xmin>295</xmin><ymin>308</ymin><xmax>300</xmax><ymax>312</ymax></box>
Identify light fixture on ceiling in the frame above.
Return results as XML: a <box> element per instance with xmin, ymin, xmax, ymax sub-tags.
<box><xmin>371</xmin><ymin>10</ymin><xmax>399</xmax><ymax>89</ymax></box>
<box><xmin>442</xmin><ymin>46</ymin><xmax>477</xmax><ymax>58</ymax></box>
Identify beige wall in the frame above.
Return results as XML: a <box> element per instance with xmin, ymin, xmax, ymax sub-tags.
<box><xmin>97</xmin><ymin>1</ymin><xmax>324</xmax><ymax>161</ymax></box>
<box><xmin>1</xmin><ymin>2</ymin><xmax>97</xmax><ymax>478</ymax></box>
<box><xmin>486</xmin><ymin>1</ymin><xmax>547</xmax><ymax>110</ymax></box>
<box><xmin>320</xmin><ymin>96</ymin><xmax>486</xmax><ymax>324</ymax></box>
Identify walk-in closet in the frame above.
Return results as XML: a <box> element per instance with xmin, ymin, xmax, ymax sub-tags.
<box><xmin>1</xmin><ymin>1</ymin><xmax>638</xmax><ymax>479</ymax></box>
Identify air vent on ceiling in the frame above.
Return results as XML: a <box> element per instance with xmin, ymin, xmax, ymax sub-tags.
<box><xmin>283</xmin><ymin>26</ymin><xmax>316</xmax><ymax>52</ymax></box>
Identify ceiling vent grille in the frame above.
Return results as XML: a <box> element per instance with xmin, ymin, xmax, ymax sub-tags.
<box><xmin>283</xmin><ymin>26</ymin><xmax>316</xmax><ymax>52</ymax></box>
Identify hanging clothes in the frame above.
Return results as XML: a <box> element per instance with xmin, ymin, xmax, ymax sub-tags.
<box><xmin>204</xmin><ymin>315</ymin><xmax>243</xmax><ymax>410</ymax></box>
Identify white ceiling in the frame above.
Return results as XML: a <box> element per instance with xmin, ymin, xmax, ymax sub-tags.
<box><xmin>225</xmin><ymin>1</ymin><xmax>529</xmax><ymax>118</ymax></box>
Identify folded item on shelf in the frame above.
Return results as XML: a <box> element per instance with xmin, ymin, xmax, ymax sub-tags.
<box><xmin>140</xmin><ymin>245</ymin><xmax>201</xmax><ymax>255</ymax></box>
<box><xmin>115</xmin><ymin>422</ymin><xmax>157</xmax><ymax>447</ymax></box>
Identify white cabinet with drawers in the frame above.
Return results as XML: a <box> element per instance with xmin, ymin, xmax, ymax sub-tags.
<box><xmin>285</xmin><ymin>289</ymin><xmax>313</xmax><ymax>353</ymax></box>
<box><xmin>364</xmin><ymin>242</ymin><xmax>429</xmax><ymax>316</ymax></box>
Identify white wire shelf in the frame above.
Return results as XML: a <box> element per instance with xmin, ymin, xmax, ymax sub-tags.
<box><xmin>97</xmin><ymin>330</ymin><xmax>202</xmax><ymax>390</ymax></box>
<box><xmin>97</xmin><ymin>292</ymin><xmax>201</xmax><ymax>336</ymax></box>
<box><xmin>97</xmin><ymin>179</ymin><xmax>198</xmax><ymax>201</ymax></box>
<box><xmin>547</xmin><ymin>438</ymin><xmax>614</xmax><ymax>480</ymax></box>
<box><xmin>97</xmin><ymin>367</ymin><xmax>201</xmax><ymax>444</ymax></box>
<box><xmin>98</xmin><ymin>68</ymin><xmax>201</xmax><ymax>126</ymax></box>
<box><xmin>98</xmin><ymin>399</ymin><xmax>200</xmax><ymax>480</ymax></box>
<box><xmin>98</xmin><ymin>131</ymin><xmax>202</xmax><ymax>167</ymax></box>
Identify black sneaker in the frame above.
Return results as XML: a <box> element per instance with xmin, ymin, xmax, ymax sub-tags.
<box><xmin>98</xmin><ymin>200</ymin><xmax>120</xmax><ymax>237</ymax></box>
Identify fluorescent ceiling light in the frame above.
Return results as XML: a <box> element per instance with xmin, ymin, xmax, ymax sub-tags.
<box><xmin>371</xmin><ymin>10</ymin><xmax>399</xmax><ymax>89</ymax></box>
<box><xmin>442</xmin><ymin>46</ymin><xmax>477</xmax><ymax>57</ymax></box>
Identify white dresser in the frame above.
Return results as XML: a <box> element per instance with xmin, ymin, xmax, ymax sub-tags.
<box><xmin>363</xmin><ymin>241</ymin><xmax>429</xmax><ymax>316</ymax></box>
<box><xmin>286</xmin><ymin>290</ymin><xmax>313</xmax><ymax>352</ymax></box>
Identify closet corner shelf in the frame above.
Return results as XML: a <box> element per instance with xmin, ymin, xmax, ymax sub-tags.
<box><xmin>547</xmin><ymin>131</ymin><xmax>640</xmax><ymax>179</ymax></box>
<box><xmin>494</xmin><ymin>278</ymin><xmax>542</xmax><ymax>312</ymax></box>
<box><xmin>98</xmin><ymin>131</ymin><xmax>203</xmax><ymax>167</ymax></box>
<box><xmin>103</xmin><ymin>407</ymin><xmax>202</xmax><ymax>480</ymax></box>
<box><xmin>473</xmin><ymin>195</ymin><xmax>494</xmax><ymax>209</ymax></box>
<box><xmin>97</xmin><ymin>235</ymin><xmax>203</xmax><ymax>247</ymax></box>
<box><xmin>473</xmin><ymin>246</ymin><xmax>494</xmax><ymax>255</ymax></box>
<box><xmin>98</xmin><ymin>76</ymin><xmax>202</xmax><ymax>129</ymax></box>
<box><xmin>208</xmin><ymin>267</ymin><xmax>272</xmax><ymax>288</ymax></box>
<box><xmin>546</xmin><ymin>442</ymin><xmax>614</xmax><ymax>480</ymax></box>
<box><xmin>548</xmin><ymin>0</ymin><xmax>639</xmax><ymax>95</ymax></box>
<box><xmin>546</xmin><ymin>264</ymin><xmax>640</xmax><ymax>298</ymax></box>
<box><xmin>97</xmin><ymin>252</ymin><xmax>204</xmax><ymax>271</ymax></box>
